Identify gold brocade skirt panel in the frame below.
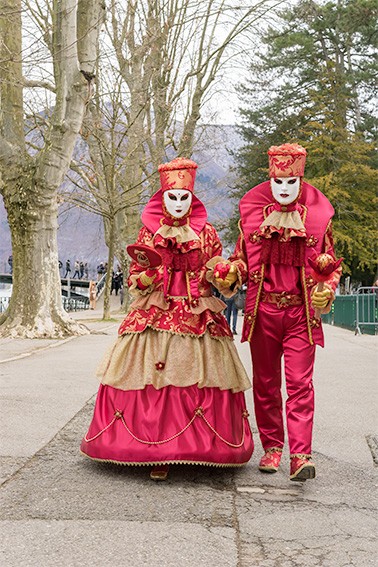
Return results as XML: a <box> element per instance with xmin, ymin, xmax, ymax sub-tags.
<box><xmin>97</xmin><ymin>328</ymin><xmax>251</xmax><ymax>393</ymax></box>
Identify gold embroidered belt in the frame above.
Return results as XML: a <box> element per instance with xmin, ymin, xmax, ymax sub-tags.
<box><xmin>261</xmin><ymin>291</ymin><xmax>303</xmax><ymax>309</ymax></box>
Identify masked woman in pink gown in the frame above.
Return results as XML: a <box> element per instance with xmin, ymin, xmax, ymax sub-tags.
<box><xmin>80</xmin><ymin>157</ymin><xmax>253</xmax><ymax>479</ymax></box>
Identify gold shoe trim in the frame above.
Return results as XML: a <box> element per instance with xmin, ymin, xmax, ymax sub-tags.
<box><xmin>150</xmin><ymin>466</ymin><xmax>169</xmax><ymax>481</ymax></box>
<box><xmin>150</xmin><ymin>471</ymin><xmax>168</xmax><ymax>480</ymax></box>
<box><xmin>264</xmin><ymin>447</ymin><xmax>283</xmax><ymax>454</ymax></box>
<box><xmin>150</xmin><ymin>464</ymin><xmax>169</xmax><ymax>479</ymax></box>
<box><xmin>290</xmin><ymin>453</ymin><xmax>312</xmax><ymax>459</ymax></box>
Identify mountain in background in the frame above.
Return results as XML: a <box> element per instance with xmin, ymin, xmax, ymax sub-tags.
<box><xmin>0</xmin><ymin>124</ymin><xmax>243</xmax><ymax>274</ymax></box>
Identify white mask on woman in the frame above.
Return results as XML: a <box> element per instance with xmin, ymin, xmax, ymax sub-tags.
<box><xmin>163</xmin><ymin>189</ymin><xmax>192</xmax><ymax>218</ymax></box>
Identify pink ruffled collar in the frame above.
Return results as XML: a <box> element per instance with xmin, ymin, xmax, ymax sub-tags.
<box><xmin>141</xmin><ymin>189</ymin><xmax>207</xmax><ymax>236</ymax></box>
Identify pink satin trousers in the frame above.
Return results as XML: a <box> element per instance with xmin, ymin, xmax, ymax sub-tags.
<box><xmin>250</xmin><ymin>303</ymin><xmax>315</xmax><ymax>455</ymax></box>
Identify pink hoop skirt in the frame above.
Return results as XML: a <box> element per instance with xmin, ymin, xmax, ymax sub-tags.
<box><xmin>81</xmin><ymin>383</ymin><xmax>253</xmax><ymax>466</ymax></box>
<box><xmin>81</xmin><ymin>262</ymin><xmax>254</xmax><ymax>467</ymax></box>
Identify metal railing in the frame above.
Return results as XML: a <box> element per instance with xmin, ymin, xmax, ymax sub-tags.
<box><xmin>322</xmin><ymin>288</ymin><xmax>378</xmax><ymax>335</ymax></box>
<box><xmin>1</xmin><ymin>295</ymin><xmax>89</xmax><ymax>313</ymax></box>
<box><xmin>96</xmin><ymin>272</ymin><xmax>107</xmax><ymax>297</ymax></box>
<box><xmin>62</xmin><ymin>297</ymin><xmax>89</xmax><ymax>312</ymax></box>
<box><xmin>355</xmin><ymin>287</ymin><xmax>378</xmax><ymax>335</ymax></box>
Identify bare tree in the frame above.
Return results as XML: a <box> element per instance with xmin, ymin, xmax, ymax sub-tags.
<box><xmin>64</xmin><ymin>0</ymin><xmax>278</xmax><ymax>285</ymax></box>
<box><xmin>32</xmin><ymin>0</ymin><xmax>278</xmax><ymax>325</ymax></box>
<box><xmin>65</xmin><ymin>70</ymin><xmax>147</xmax><ymax>319</ymax></box>
<box><xmin>0</xmin><ymin>0</ymin><xmax>104</xmax><ymax>337</ymax></box>
<box><xmin>108</xmin><ymin>0</ymin><xmax>277</xmax><ymax>172</ymax></box>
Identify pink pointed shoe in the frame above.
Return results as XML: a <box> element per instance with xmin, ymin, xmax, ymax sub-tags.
<box><xmin>258</xmin><ymin>447</ymin><xmax>283</xmax><ymax>473</ymax></box>
<box><xmin>290</xmin><ymin>454</ymin><xmax>316</xmax><ymax>482</ymax></box>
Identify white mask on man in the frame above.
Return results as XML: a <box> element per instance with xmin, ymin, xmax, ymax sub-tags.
<box><xmin>163</xmin><ymin>189</ymin><xmax>192</xmax><ymax>218</ymax></box>
<box><xmin>271</xmin><ymin>177</ymin><xmax>300</xmax><ymax>205</ymax></box>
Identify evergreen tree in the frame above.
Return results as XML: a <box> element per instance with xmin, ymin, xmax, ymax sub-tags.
<box><xmin>229</xmin><ymin>0</ymin><xmax>377</xmax><ymax>284</ymax></box>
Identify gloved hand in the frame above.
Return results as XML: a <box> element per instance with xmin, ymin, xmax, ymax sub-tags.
<box><xmin>214</xmin><ymin>263</ymin><xmax>238</xmax><ymax>288</ymax></box>
<box><xmin>136</xmin><ymin>268</ymin><xmax>158</xmax><ymax>290</ymax></box>
<box><xmin>311</xmin><ymin>285</ymin><xmax>332</xmax><ymax>310</ymax></box>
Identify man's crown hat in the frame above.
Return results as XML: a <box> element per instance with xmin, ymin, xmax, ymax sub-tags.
<box><xmin>268</xmin><ymin>143</ymin><xmax>307</xmax><ymax>178</ymax></box>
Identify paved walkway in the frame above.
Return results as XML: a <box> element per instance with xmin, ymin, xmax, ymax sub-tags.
<box><xmin>0</xmin><ymin>305</ymin><xmax>377</xmax><ymax>566</ymax></box>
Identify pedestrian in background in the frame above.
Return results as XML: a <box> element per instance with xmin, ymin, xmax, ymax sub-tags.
<box><xmin>114</xmin><ymin>269</ymin><xmax>123</xmax><ymax>296</ymax></box>
<box><xmin>224</xmin><ymin>295</ymin><xmax>238</xmax><ymax>335</ymax></box>
<box><xmin>73</xmin><ymin>260</ymin><xmax>80</xmax><ymax>279</ymax></box>
<box><xmin>64</xmin><ymin>259</ymin><xmax>71</xmax><ymax>278</ymax></box>
<box><xmin>97</xmin><ymin>262</ymin><xmax>104</xmax><ymax>280</ymax></box>
<box><xmin>89</xmin><ymin>281</ymin><xmax>97</xmax><ymax>310</ymax></box>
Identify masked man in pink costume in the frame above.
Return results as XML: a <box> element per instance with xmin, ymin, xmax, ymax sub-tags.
<box><xmin>208</xmin><ymin>144</ymin><xmax>341</xmax><ymax>481</ymax></box>
<box><xmin>81</xmin><ymin>157</ymin><xmax>253</xmax><ymax>479</ymax></box>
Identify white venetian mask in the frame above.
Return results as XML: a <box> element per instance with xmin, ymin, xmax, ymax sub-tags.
<box><xmin>271</xmin><ymin>177</ymin><xmax>300</xmax><ymax>205</ymax></box>
<box><xmin>163</xmin><ymin>189</ymin><xmax>192</xmax><ymax>218</ymax></box>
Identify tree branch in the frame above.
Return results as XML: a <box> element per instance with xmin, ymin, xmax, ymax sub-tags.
<box><xmin>23</xmin><ymin>78</ymin><xmax>56</xmax><ymax>92</ymax></box>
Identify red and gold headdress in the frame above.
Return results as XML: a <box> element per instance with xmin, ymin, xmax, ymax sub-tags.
<box><xmin>142</xmin><ymin>157</ymin><xmax>206</xmax><ymax>236</ymax></box>
<box><xmin>268</xmin><ymin>143</ymin><xmax>307</xmax><ymax>178</ymax></box>
<box><xmin>158</xmin><ymin>157</ymin><xmax>198</xmax><ymax>193</ymax></box>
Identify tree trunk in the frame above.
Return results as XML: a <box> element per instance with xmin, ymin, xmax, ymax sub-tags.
<box><xmin>103</xmin><ymin>218</ymin><xmax>116</xmax><ymax>320</ymax></box>
<box><xmin>0</xmin><ymin>0</ymin><xmax>104</xmax><ymax>338</ymax></box>
<box><xmin>0</xmin><ymin>179</ymin><xmax>88</xmax><ymax>337</ymax></box>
